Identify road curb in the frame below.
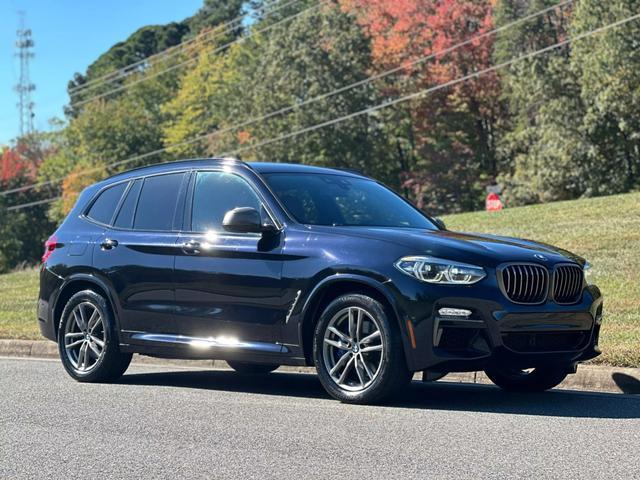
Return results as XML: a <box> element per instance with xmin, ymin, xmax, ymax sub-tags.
<box><xmin>2</xmin><ymin>338</ymin><xmax>638</xmax><ymax>394</ymax></box>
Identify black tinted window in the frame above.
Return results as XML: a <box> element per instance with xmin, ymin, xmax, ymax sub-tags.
<box><xmin>114</xmin><ymin>179</ymin><xmax>142</xmax><ymax>229</ymax></box>
<box><xmin>134</xmin><ymin>173</ymin><xmax>185</xmax><ymax>231</ymax></box>
<box><xmin>86</xmin><ymin>182</ymin><xmax>128</xmax><ymax>225</ymax></box>
<box><xmin>191</xmin><ymin>171</ymin><xmax>262</xmax><ymax>232</ymax></box>
<box><xmin>263</xmin><ymin>173</ymin><xmax>436</xmax><ymax>229</ymax></box>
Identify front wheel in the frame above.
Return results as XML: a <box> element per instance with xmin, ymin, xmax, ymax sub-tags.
<box><xmin>484</xmin><ymin>365</ymin><xmax>569</xmax><ymax>392</ymax></box>
<box><xmin>313</xmin><ymin>294</ymin><xmax>412</xmax><ymax>404</ymax></box>
<box><xmin>57</xmin><ymin>290</ymin><xmax>132</xmax><ymax>383</ymax></box>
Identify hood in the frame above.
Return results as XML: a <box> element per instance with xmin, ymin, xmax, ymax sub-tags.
<box><xmin>307</xmin><ymin>226</ymin><xmax>584</xmax><ymax>268</ymax></box>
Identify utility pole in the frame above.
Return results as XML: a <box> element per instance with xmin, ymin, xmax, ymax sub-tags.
<box><xmin>15</xmin><ymin>11</ymin><xmax>36</xmax><ymax>137</ymax></box>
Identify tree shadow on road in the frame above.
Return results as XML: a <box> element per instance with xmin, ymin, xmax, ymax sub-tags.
<box><xmin>119</xmin><ymin>368</ymin><xmax>640</xmax><ymax>419</ymax></box>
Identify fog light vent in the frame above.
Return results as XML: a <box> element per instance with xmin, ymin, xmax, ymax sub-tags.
<box><xmin>438</xmin><ymin>308</ymin><xmax>472</xmax><ymax>317</ymax></box>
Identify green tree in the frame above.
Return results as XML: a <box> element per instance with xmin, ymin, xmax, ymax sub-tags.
<box><xmin>0</xmin><ymin>176</ymin><xmax>55</xmax><ymax>272</ymax></box>
<box><xmin>494</xmin><ymin>0</ymin><xmax>587</xmax><ymax>205</ymax></box>
<box><xmin>67</xmin><ymin>0</ymin><xmax>244</xmax><ymax>112</ymax></box>
<box><xmin>222</xmin><ymin>3</ymin><xmax>386</xmax><ymax>178</ymax></box>
<box><xmin>571</xmin><ymin>0</ymin><xmax>640</xmax><ymax>193</ymax></box>
<box><xmin>160</xmin><ymin>40</ymin><xmax>254</xmax><ymax>158</ymax></box>
<box><xmin>40</xmin><ymin>95</ymin><xmax>166</xmax><ymax>222</ymax></box>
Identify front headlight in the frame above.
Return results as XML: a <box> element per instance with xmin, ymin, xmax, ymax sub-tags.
<box><xmin>394</xmin><ymin>256</ymin><xmax>486</xmax><ymax>285</ymax></box>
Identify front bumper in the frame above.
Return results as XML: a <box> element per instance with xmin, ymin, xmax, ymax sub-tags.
<box><xmin>392</xmin><ymin>278</ymin><xmax>603</xmax><ymax>373</ymax></box>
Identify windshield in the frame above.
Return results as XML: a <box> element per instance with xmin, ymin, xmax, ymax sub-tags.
<box><xmin>262</xmin><ymin>173</ymin><xmax>437</xmax><ymax>229</ymax></box>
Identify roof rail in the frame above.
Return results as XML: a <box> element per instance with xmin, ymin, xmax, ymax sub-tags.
<box><xmin>332</xmin><ymin>167</ymin><xmax>363</xmax><ymax>175</ymax></box>
<box><xmin>219</xmin><ymin>155</ymin><xmax>243</xmax><ymax>163</ymax></box>
<box><xmin>106</xmin><ymin>156</ymin><xmax>248</xmax><ymax>178</ymax></box>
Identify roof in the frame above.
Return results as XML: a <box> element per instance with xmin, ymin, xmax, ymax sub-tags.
<box><xmin>101</xmin><ymin>158</ymin><xmax>366</xmax><ymax>186</ymax></box>
<box><xmin>103</xmin><ymin>158</ymin><xmax>240</xmax><ymax>183</ymax></box>
<box><xmin>248</xmin><ymin>162</ymin><xmax>365</xmax><ymax>178</ymax></box>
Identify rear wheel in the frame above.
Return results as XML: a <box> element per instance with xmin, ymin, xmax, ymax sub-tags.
<box><xmin>227</xmin><ymin>361</ymin><xmax>279</xmax><ymax>374</ymax></box>
<box><xmin>57</xmin><ymin>290</ymin><xmax>132</xmax><ymax>382</ymax></box>
<box><xmin>485</xmin><ymin>365</ymin><xmax>568</xmax><ymax>392</ymax></box>
<box><xmin>313</xmin><ymin>294</ymin><xmax>411</xmax><ymax>404</ymax></box>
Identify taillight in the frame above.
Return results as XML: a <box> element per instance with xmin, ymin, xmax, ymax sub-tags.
<box><xmin>42</xmin><ymin>235</ymin><xmax>58</xmax><ymax>263</ymax></box>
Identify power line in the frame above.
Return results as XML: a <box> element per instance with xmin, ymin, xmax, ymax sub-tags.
<box><xmin>68</xmin><ymin>0</ymin><xmax>297</xmax><ymax>98</ymax></box>
<box><xmin>7</xmin><ymin>196</ymin><xmax>59</xmax><ymax>212</ymax></box>
<box><xmin>71</xmin><ymin>0</ymin><xmax>323</xmax><ymax>109</ymax></box>
<box><xmin>0</xmin><ymin>0</ymin><xmax>304</xmax><ymax>135</ymax></box>
<box><xmin>8</xmin><ymin>8</ymin><xmax>639</xmax><ymax>211</ymax></box>
<box><xmin>225</xmin><ymin>11</ymin><xmax>640</xmax><ymax>155</ymax></box>
<box><xmin>0</xmin><ymin>0</ymin><xmax>574</xmax><ymax>198</ymax></box>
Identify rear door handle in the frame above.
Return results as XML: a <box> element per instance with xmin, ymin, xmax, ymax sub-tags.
<box><xmin>182</xmin><ymin>240</ymin><xmax>201</xmax><ymax>255</ymax></box>
<box><xmin>100</xmin><ymin>238</ymin><xmax>118</xmax><ymax>250</ymax></box>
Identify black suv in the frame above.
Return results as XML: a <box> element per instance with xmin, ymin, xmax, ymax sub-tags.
<box><xmin>38</xmin><ymin>158</ymin><xmax>603</xmax><ymax>404</ymax></box>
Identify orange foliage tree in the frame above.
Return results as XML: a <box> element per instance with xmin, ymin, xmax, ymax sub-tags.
<box><xmin>59</xmin><ymin>162</ymin><xmax>107</xmax><ymax>216</ymax></box>
<box><xmin>340</xmin><ymin>0</ymin><xmax>501</xmax><ymax>212</ymax></box>
<box><xmin>0</xmin><ymin>140</ymin><xmax>43</xmax><ymax>183</ymax></box>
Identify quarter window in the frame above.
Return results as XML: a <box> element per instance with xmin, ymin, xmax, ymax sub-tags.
<box><xmin>133</xmin><ymin>173</ymin><xmax>185</xmax><ymax>231</ymax></box>
<box><xmin>114</xmin><ymin>179</ymin><xmax>142</xmax><ymax>229</ymax></box>
<box><xmin>191</xmin><ymin>171</ymin><xmax>262</xmax><ymax>232</ymax></box>
<box><xmin>86</xmin><ymin>182</ymin><xmax>128</xmax><ymax>225</ymax></box>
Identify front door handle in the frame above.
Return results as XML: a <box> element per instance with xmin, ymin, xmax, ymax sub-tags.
<box><xmin>100</xmin><ymin>238</ymin><xmax>118</xmax><ymax>250</ymax></box>
<box><xmin>182</xmin><ymin>240</ymin><xmax>201</xmax><ymax>255</ymax></box>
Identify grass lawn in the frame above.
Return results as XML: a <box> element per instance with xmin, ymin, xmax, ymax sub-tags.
<box><xmin>0</xmin><ymin>192</ymin><xmax>638</xmax><ymax>366</ymax></box>
<box><xmin>0</xmin><ymin>268</ymin><xmax>41</xmax><ymax>340</ymax></box>
<box><xmin>443</xmin><ymin>192</ymin><xmax>640</xmax><ymax>367</ymax></box>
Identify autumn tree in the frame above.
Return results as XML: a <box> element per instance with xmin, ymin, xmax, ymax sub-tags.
<box><xmin>342</xmin><ymin>0</ymin><xmax>501</xmax><ymax>213</ymax></box>
<box><xmin>0</xmin><ymin>137</ymin><xmax>55</xmax><ymax>271</ymax></box>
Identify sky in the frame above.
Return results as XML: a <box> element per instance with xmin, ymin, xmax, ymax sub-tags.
<box><xmin>0</xmin><ymin>0</ymin><xmax>203</xmax><ymax>145</ymax></box>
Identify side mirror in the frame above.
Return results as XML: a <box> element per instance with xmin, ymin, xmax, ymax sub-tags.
<box><xmin>433</xmin><ymin>217</ymin><xmax>446</xmax><ymax>230</ymax></box>
<box><xmin>223</xmin><ymin>207</ymin><xmax>262</xmax><ymax>233</ymax></box>
<box><xmin>222</xmin><ymin>207</ymin><xmax>278</xmax><ymax>235</ymax></box>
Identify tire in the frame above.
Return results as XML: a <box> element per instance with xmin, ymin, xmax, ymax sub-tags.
<box><xmin>313</xmin><ymin>294</ymin><xmax>412</xmax><ymax>404</ymax></box>
<box><xmin>57</xmin><ymin>290</ymin><xmax>132</xmax><ymax>383</ymax></box>
<box><xmin>484</xmin><ymin>365</ymin><xmax>569</xmax><ymax>393</ymax></box>
<box><xmin>227</xmin><ymin>361</ymin><xmax>279</xmax><ymax>374</ymax></box>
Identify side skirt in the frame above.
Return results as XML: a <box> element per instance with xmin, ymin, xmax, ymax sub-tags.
<box><xmin>119</xmin><ymin>331</ymin><xmax>308</xmax><ymax>366</ymax></box>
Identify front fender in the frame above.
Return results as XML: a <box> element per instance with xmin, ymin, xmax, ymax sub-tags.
<box><xmin>282</xmin><ymin>271</ymin><xmax>414</xmax><ymax>367</ymax></box>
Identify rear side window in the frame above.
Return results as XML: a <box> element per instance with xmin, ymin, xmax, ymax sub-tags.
<box><xmin>114</xmin><ymin>179</ymin><xmax>142</xmax><ymax>229</ymax></box>
<box><xmin>133</xmin><ymin>173</ymin><xmax>185</xmax><ymax>231</ymax></box>
<box><xmin>86</xmin><ymin>182</ymin><xmax>128</xmax><ymax>225</ymax></box>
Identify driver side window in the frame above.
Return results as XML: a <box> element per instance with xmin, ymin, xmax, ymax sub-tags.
<box><xmin>191</xmin><ymin>171</ymin><xmax>262</xmax><ymax>232</ymax></box>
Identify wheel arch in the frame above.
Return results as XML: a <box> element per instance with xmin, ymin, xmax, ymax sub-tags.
<box><xmin>52</xmin><ymin>274</ymin><xmax>121</xmax><ymax>340</ymax></box>
<box><xmin>298</xmin><ymin>275</ymin><xmax>406</xmax><ymax>366</ymax></box>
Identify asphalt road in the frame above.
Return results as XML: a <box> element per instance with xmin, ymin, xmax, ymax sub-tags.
<box><xmin>1</xmin><ymin>357</ymin><xmax>639</xmax><ymax>479</ymax></box>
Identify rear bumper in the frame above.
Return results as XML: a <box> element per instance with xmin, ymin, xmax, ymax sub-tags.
<box><xmin>37</xmin><ymin>265</ymin><xmax>64</xmax><ymax>342</ymax></box>
<box><xmin>398</xmin><ymin>283</ymin><xmax>603</xmax><ymax>373</ymax></box>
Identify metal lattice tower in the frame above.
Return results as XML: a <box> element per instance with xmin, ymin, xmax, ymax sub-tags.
<box><xmin>15</xmin><ymin>12</ymin><xmax>36</xmax><ymax>137</ymax></box>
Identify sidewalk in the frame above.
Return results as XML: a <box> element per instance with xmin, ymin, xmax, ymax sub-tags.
<box><xmin>2</xmin><ymin>338</ymin><xmax>638</xmax><ymax>394</ymax></box>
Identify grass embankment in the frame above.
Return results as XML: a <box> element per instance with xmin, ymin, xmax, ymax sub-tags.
<box><xmin>444</xmin><ymin>192</ymin><xmax>640</xmax><ymax>367</ymax></box>
<box><xmin>0</xmin><ymin>268</ymin><xmax>41</xmax><ymax>339</ymax></box>
<box><xmin>0</xmin><ymin>192</ymin><xmax>638</xmax><ymax>366</ymax></box>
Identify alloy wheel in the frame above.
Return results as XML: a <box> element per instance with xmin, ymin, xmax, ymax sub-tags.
<box><xmin>63</xmin><ymin>301</ymin><xmax>106</xmax><ymax>373</ymax></box>
<box><xmin>322</xmin><ymin>306</ymin><xmax>384</xmax><ymax>392</ymax></box>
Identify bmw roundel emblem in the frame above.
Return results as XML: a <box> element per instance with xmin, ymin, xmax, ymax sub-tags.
<box><xmin>534</xmin><ymin>254</ymin><xmax>548</xmax><ymax>261</ymax></box>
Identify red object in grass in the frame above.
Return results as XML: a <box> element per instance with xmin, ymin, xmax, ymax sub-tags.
<box><xmin>485</xmin><ymin>192</ymin><xmax>503</xmax><ymax>212</ymax></box>
<box><xmin>42</xmin><ymin>235</ymin><xmax>58</xmax><ymax>263</ymax></box>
